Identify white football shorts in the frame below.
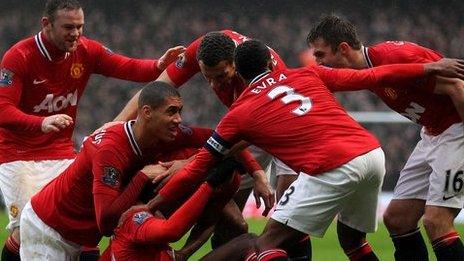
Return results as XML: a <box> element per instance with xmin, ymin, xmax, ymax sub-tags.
<box><xmin>272</xmin><ymin>148</ymin><xmax>385</xmax><ymax>237</ymax></box>
<box><xmin>393</xmin><ymin>123</ymin><xmax>464</xmax><ymax>209</ymax></box>
<box><xmin>0</xmin><ymin>159</ymin><xmax>73</xmax><ymax>231</ymax></box>
<box><xmin>20</xmin><ymin>201</ymin><xmax>81</xmax><ymax>260</ymax></box>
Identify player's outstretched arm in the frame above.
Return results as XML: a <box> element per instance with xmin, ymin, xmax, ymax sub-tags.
<box><xmin>113</xmin><ymin>89</ymin><xmax>141</xmax><ymax>121</ymax></box>
<box><xmin>135</xmin><ymin>183</ymin><xmax>214</xmax><ymax>244</ymax></box>
<box><xmin>112</xmin><ymin>47</ymin><xmax>184</xmax><ymax>122</ymax></box>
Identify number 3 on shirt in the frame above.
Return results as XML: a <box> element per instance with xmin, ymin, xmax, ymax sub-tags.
<box><xmin>267</xmin><ymin>85</ymin><xmax>312</xmax><ymax>116</ymax></box>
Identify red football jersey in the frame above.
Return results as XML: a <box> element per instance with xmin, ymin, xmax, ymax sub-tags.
<box><xmin>158</xmin><ymin>63</ymin><xmax>428</xmax><ymax>202</ymax></box>
<box><xmin>105</xmin><ymin>183</ymin><xmax>213</xmax><ymax>261</ymax></box>
<box><xmin>0</xmin><ymin>32</ymin><xmax>162</xmax><ymax>163</ymax></box>
<box><xmin>336</xmin><ymin>41</ymin><xmax>458</xmax><ymax>135</ymax></box>
<box><xmin>214</xmin><ymin>68</ymin><xmax>380</xmax><ymax>175</ymax></box>
<box><xmin>30</xmin><ymin>121</ymin><xmax>213</xmax><ymax>246</ymax></box>
<box><xmin>165</xmin><ymin>29</ymin><xmax>287</xmax><ymax>107</ymax></box>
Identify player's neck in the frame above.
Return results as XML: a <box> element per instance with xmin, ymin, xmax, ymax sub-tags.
<box><xmin>349</xmin><ymin>49</ymin><xmax>368</xmax><ymax>69</ymax></box>
<box><xmin>131</xmin><ymin>121</ymin><xmax>159</xmax><ymax>151</ymax></box>
<box><xmin>40</xmin><ymin>30</ymin><xmax>68</xmax><ymax>61</ymax></box>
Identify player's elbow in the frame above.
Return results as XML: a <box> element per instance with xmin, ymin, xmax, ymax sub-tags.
<box><xmin>449</xmin><ymin>79</ymin><xmax>464</xmax><ymax>100</ymax></box>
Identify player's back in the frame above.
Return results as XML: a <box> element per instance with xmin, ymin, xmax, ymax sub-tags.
<box><xmin>366</xmin><ymin>41</ymin><xmax>460</xmax><ymax>134</ymax></box>
<box><xmin>226</xmin><ymin>67</ymin><xmax>379</xmax><ymax>175</ymax></box>
<box><xmin>104</xmin><ymin>210</ymin><xmax>173</xmax><ymax>261</ymax></box>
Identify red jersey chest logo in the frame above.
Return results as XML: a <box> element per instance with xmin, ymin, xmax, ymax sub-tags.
<box><xmin>70</xmin><ymin>63</ymin><xmax>84</xmax><ymax>79</ymax></box>
<box><xmin>384</xmin><ymin>88</ymin><xmax>398</xmax><ymax>100</ymax></box>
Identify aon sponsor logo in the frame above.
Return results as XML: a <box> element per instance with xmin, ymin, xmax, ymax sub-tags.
<box><xmin>33</xmin><ymin>90</ymin><xmax>78</xmax><ymax>113</ymax></box>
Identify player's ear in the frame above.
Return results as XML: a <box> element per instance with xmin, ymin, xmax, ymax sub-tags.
<box><xmin>141</xmin><ymin>105</ymin><xmax>152</xmax><ymax>119</ymax></box>
<box><xmin>41</xmin><ymin>17</ymin><xmax>51</xmax><ymax>30</ymax></box>
<box><xmin>338</xmin><ymin>42</ymin><xmax>351</xmax><ymax>55</ymax></box>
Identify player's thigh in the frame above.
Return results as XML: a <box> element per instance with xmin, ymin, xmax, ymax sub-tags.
<box><xmin>338</xmin><ymin>148</ymin><xmax>385</xmax><ymax>234</ymax></box>
<box><xmin>0</xmin><ymin>159</ymin><xmax>72</xmax><ymax>231</ymax></box>
<box><xmin>393</xmin><ymin>133</ymin><xmax>432</xmax><ymax>201</ymax></box>
<box><xmin>426</xmin><ymin>123</ymin><xmax>464</xmax><ymax>209</ymax></box>
<box><xmin>20</xmin><ymin>202</ymin><xmax>80</xmax><ymax>261</ymax></box>
<box><xmin>272</xmin><ymin>157</ymin><xmax>298</xmax><ymax>201</ymax></box>
<box><xmin>276</xmin><ymin>174</ymin><xmax>298</xmax><ymax>202</ymax></box>
<box><xmin>269</xmin><ymin>157</ymin><xmax>298</xmax><ymax>193</ymax></box>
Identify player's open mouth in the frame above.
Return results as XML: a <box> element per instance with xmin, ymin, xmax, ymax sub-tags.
<box><xmin>169</xmin><ymin>127</ymin><xmax>178</xmax><ymax>136</ymax></box>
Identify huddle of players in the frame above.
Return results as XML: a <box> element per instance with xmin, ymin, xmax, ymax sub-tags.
<box><xmin>2</xmin><ymin>0</ymin><xmax>464</xmax><ymax>260</ymax></box>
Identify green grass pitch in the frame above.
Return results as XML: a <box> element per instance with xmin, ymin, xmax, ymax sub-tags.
<box><xmin>1</xmin><ymin>212</ymin><xmax>462</xmax><ymax>260</ymax></box>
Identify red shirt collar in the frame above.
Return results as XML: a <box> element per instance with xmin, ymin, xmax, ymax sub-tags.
<box><xmin>34</xmin><ymin>31</ymin><xmax>70</xmax><ymax>61</ymax></box>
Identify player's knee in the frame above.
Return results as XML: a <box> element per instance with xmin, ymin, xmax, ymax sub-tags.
<box><xmin>423</xmin><ymin>210</ymin><xmax>454</xmax><ymax>236</ymax></box>
<box><xmin>383</xmin><ymin>208</ymin><xmax>414</xmax><ymax>234</ymax></box>
<box><xmin>11</xmin><ymin>227</ymin><xmax>20</xmax><ymax>242</ymax></box>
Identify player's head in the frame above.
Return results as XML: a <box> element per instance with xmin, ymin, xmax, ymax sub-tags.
<box><xmin>138</xmin><ymin>81</ymin><xmax>183</xmax><ymax>142</ymax></box>
<box><xmin>306</xmin><ymin>15</ymin><xmax>361</xmax><ymax>68</ymax></box>
<box><xmin>41</xmin><ymin>0</ymin><xmax>84</xmax><ymax>52</ymax></box>
<box><xmin>197</xmin><ymin>31</ymin><xmax>237</xmax><ymax>88</ymax></box>
<box><xmin>234</xmin><ymin>40</ymin><xmax>271</xmax><ymax>82</ymax></box>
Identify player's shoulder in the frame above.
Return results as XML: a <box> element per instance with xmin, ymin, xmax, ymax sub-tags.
<box><xmin>76</xmin><ymin>36</ymin><xmax>116</xmax><ymax>58</ymax></box>
<box><xmin>371</xmin><ymin>41</ymin><xmax>426</xmax><ymax>51</ymax></box>
<box><xmin>369</xmin><ymin>41</ymin><xmax>442</xmax><ymax>63</ymax></box>
<box><xmin>2</xmin><ymin>36</ymin><xmax>36</xmax><ymax>62</ymax></box>
<box><xmin>87</xmin><ymin>122</ymin><xmax>127</xmax><ymax>150</ymax></box>
<box><xmin>221</xmin><ymin>29</ymin><xmax>251</xmax><ymax>44</ymax></box>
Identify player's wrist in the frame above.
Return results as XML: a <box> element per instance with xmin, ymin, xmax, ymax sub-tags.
<box><xmin>251</xmin><ymin>170</ymin><xmax>266</xmax><ymax>181</ymax></box>
<box><xmin>423</xmin><ymin>63</ymin><xmax>438</xmax><ymax>75</ymax></box>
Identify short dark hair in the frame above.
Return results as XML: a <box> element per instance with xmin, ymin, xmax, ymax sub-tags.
<box><xmin>197</xmin><ymin>31</ymin><xmax>235</xmax><ymax>67</ymax></box>
<box><xmin>234</xmin><ymin>40</ymin><xmax>270</xmax><ymax>81</ymax></box>
<box><xmin>306</xmin><ymin>15</ymin><xmax>361</xmax><ymax>52</ymax></box>
<box><xmin>44</xmin><ymin>0</ymin><xmax>82</xmax><ymax>22</ymax></box>
<box><xmin>138</xmin><ymin>81</ymin><xmax>181</xmax><ymax>110</ymax></box>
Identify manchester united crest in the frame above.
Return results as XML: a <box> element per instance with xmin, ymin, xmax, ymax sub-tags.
<box><xmin>384</xmin><ymin>88</ymin><xmax>397</xmax><ymax>100</ymax></box>
<box><xmin>9</xmin><ymin>204</ymin><xmax>19</xmax><ymax>218</ymax></box>
<box><xmin>70</xmin><ymin>63</ymin><xmax>84</xmax><ymax>79</ymax></box>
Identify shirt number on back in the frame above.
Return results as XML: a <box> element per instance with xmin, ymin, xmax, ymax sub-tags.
<box><xmin>267</xmin><ymin>85</ymin><xmax>312</xmax><ymax>116</ymax></box>
<box><xmin>400</xmin><ymin>102</ymin><xmax>425</xmax><ymax>123</ymax></box>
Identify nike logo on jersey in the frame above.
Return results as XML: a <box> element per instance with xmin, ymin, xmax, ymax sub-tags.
<box><xmin>33</xmin><ymin>79</ymin><xmax>47</xmax><ymax>85</ymax></box>
<box><xmin>443</xmin><ymin>195</ymin><xmax>456</xmax><ymax>201</ymax></box>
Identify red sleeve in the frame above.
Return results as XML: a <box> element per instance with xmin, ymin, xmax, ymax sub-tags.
<box><xmin>237</xmin><ymin>149</ymin><xmax>262</xmax><ymax>174</ymax></box>
<box><xmin>92</xmin><ymin>149</ymin><xmax>150</xmax><ymax>236</ymax></box>
<box><xmin>158</xmin><ymin>148</ymin><xmax>218</xmax><ymax>203</ymax></box>
<box><xmin>175</xmin><ymin>125</ymin><xmax>213</xmax><ymax>148</ymax></box>
<box><xmin>0</xmin><ymin>49</ymin><xmax>44</xmax><ymax>132</ymax></box>
<box><xmin>165</xmin><ymin>37</ymin><xmax>202</xmax><ymax>87</ymax></box>
<box><xmin>134</xmin><ymin>183</ymin><xmax>213</xmax><ymax>243</ymax></box>
<box><xmin>88</xmin><ymin>39</ymin><xmax>161</xmax><ymax>82</ymax></box>
<box><xmin>314</xmin><ymin>64</ymin><xmax>425</xmax><ymax>92</ymax></box>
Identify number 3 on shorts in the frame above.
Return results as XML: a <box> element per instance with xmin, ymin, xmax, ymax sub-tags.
<box><xmin>279</xmin><ymin>185</ymin><xmax>295</xmax><ymax>206</ymax></box>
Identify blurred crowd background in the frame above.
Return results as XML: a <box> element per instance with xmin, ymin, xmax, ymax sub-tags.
<box><xmin>1</xmin><ymin>0</ymin><xmax>463</xmax><ymax>190</ymax></box>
